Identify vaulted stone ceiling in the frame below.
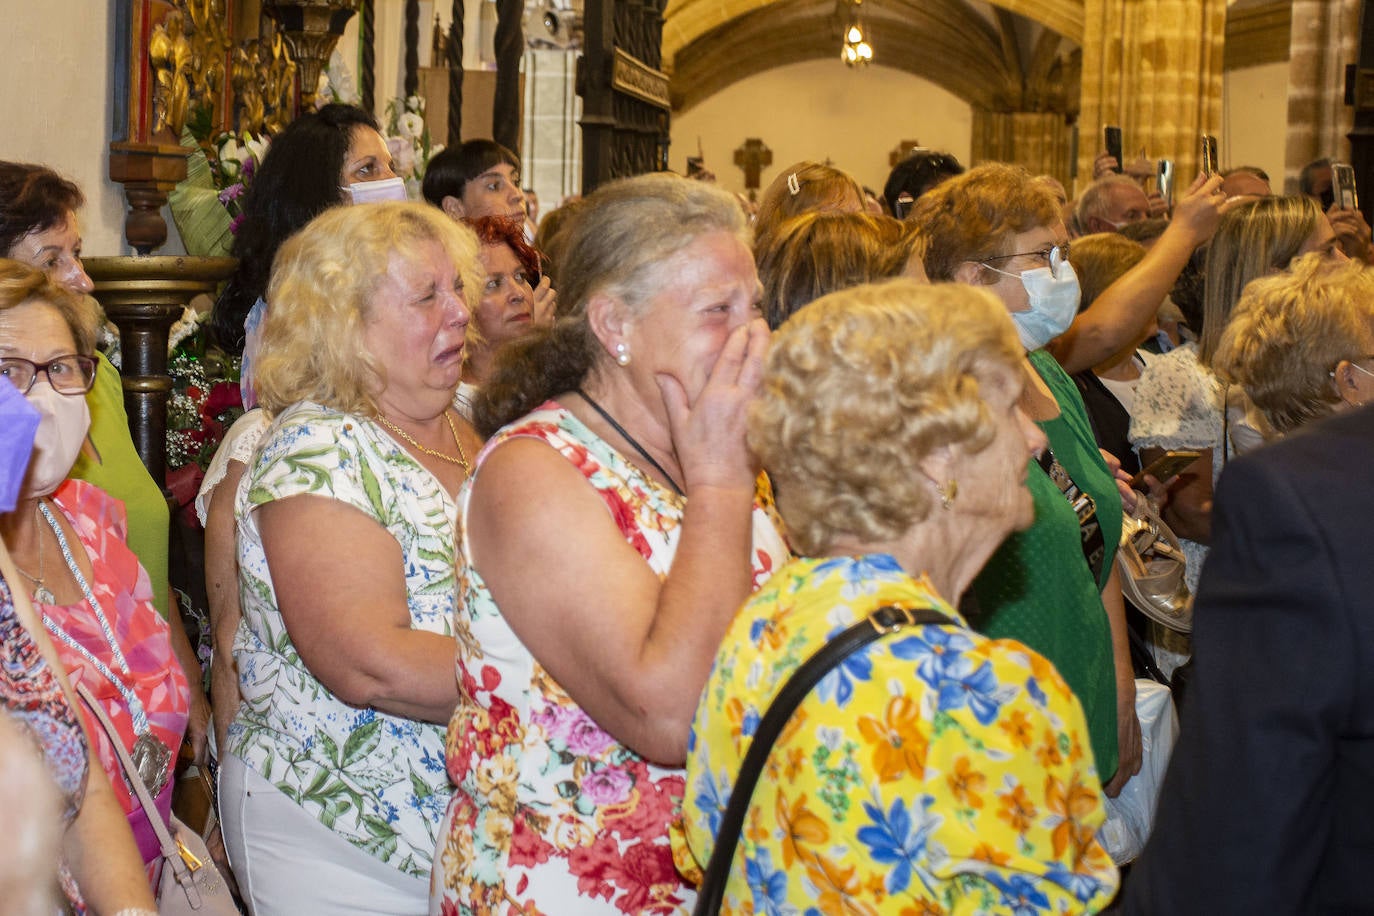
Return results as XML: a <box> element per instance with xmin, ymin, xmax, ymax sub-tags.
<box><xmin>663</xmin><ymin>0</ymin><xmax>1085</xmax><ymax>114</ymax></box>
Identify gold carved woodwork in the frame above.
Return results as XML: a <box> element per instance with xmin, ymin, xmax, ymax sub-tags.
<box><xmin>150</xmin><ymin>11</ymin><xmax>194</xmax><ymax>136</ymax></box>
<box><xmin>262</xmin><ymin>1</ymin><xmax>363</xmax><ymax>110</ymax></box>
<box><xmin>149</xmin><ymin>0</ymin><xmax>294</xmax><ymax>138</ymax></box>
<box><xmin>233</xmin><ymin>33</ymin><xmax>298</xmax><ymax>135</ymax></box>
<box><xmin>611</xmin><ymin>48</ymin><xmax>671</xmax><ymax>109</ymax></box>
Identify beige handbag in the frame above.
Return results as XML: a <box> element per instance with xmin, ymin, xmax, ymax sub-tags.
<box><xmin>1117</xmin><ymin>499</ymin><xmax>1192</xmax><ymax>633</ymax></box>
<box><xmin>76</xmin><ymin>682</ymin><xmax>237</xmax><ymax>914</ymax></box>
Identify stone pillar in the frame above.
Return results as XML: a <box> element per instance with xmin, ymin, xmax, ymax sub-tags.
<box><xmin>522</xmin><ymin>49</ymin><xmax>582</xmax><ymax>207</ymax></box>
<box><xmin>972</xmin><ymin>110</ymin><xmax>1074</xmax><ymax>189</ymax></box>
<box><xmin>1078</xmin><ymin>0</ymin><xmax>1226</xmax><ymax>187</ymax></box>
<box><xmin>1284</xmin><ymin>0</ymin><xmax>1360</xmax><ymax>193</ymax></box>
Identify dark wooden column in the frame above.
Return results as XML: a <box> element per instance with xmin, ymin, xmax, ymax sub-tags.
<box><xmin>448</xmin><ymin>0</ymin><xmax>465</xmax><ymax>146</ymax></box>
<box><xmin>404</xmin><ymin>0</ymin><xmax>420</xmax><ymax>96</ymax></box>
<box><xmin>360</xmin><ymin>0</ymin><xmax>376</xmax><ymax>112</ymax></box>
<box><xmin>578</xmin><ymin>0</ymin><xmax>670</xmax><ymax>193</ymax></box>
<box><xmin>493</xmin><ymin>0</ymin><xmax>523</xmax><ymax>151</ymax></box>
<box><xmin>85</xmin><ymin>258</ymin><xmax>237</xmax><ymax>482</ymax></box>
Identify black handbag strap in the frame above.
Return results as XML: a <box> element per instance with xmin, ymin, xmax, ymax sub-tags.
<box><xmin>692</xmin><ymin>602</ymin><xmax>953</xmax><ymax>915</ymax></box>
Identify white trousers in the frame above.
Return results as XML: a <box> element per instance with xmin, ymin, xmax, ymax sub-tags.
<box><xmin>219</xmin><ymin>753</ymin><xmax>430</xmax><ymax>916</ymax></box>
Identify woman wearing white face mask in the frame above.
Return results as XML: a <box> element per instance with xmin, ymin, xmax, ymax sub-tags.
<box><xmin>197</xmin><ymin>104</ymin><xmax>403</xmax><ymax>762</ymax></box>
<box><xmin>913</xmin><ymin>163</ymin><xmax>1142</xmax><ymax>798</ymax></box>
<box><xmin>0</xmin><ymin>260</ymin><xmax>190</xmax><ymax>887</ymax></box>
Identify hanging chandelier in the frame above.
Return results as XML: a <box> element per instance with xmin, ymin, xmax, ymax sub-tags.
<box><xmin>841</xmin><ymin>0</ymin><xmax>872</xmax><ymax>67</ymax></box>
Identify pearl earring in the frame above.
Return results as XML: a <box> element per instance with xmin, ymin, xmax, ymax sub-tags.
<box><xmin>615</xmin><ymin>343</ymin><xmax>631</xmax><ymax>367</ymax></box>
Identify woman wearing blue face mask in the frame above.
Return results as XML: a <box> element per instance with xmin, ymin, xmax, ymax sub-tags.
<box><xmin>913</xmin><ymin>163</ymin><xmax>1141</xmax><ymax>799</ymax></box>
<box><xmin>198</xmin><ymin>105</ymin><xmax>403</xmax><ymax>766</ymax></box>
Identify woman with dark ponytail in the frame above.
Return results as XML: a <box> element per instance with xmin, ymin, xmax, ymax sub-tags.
<box><xmin>432</xmin><ymin>173</ymin><xmax>788</xmax><ymax>914</ymax></box>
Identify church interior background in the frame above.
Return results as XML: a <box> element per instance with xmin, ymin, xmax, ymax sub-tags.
<box><xmin>3</xmin><ymin>0</ymin><xmax>1359</xmax><ymax>262</ymax></box>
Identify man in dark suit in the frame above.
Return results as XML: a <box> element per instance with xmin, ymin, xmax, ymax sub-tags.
<box><xmin>1125</xmin><ymin>404</ymin><xmax>1374</xmax><ymax>914</ymax></box>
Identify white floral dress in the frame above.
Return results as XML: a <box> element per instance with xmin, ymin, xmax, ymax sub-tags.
<box><xmin>230</xmin><ymin>401</ymin><xmax>457</xmax><ymax>879</ymax></box>
<box><xmin>431</xmin><ymin>401</ymin><xmax>790</xmax><ymax>916</ymax></box>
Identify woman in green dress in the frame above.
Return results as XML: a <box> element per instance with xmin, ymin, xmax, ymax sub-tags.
<box><xmin>912</xmin><ymin>163</ymin><xmax>1142</xmax><ymax>792</ymax></box>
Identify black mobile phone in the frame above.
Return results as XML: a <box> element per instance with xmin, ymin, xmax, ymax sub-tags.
<box><xmin>1200</xmin><ymin>135</ymin><xmax>1219</xmax><ymax>176</ymax></box>
<box><xmin>1334</xmin><ymin>162</ymin><xmax>1359</xmax><ymax>210</ymax></box>
<box><xmin>1104</xmin><ymin>126</ymin><xmax>1124</xmax><ymax>174</ymax></box>
<box><xmin>1157</xmin><ymin>159</ymin><xmax>1175</xmax><ymax>211</ymax></box>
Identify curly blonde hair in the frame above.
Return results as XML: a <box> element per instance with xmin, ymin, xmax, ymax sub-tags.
<box><xmin>750</xmin><ymin>279</ymin><xmax>1023</xmax><ymax>555</ymax></box>
<box><xmin>0</xmin><ymin>258</ymin><xmax>96</xmax><ymax>354</ymax></box>
<box><xmin>910</xmin><ymin>163</ymin><xmax>1060</xmax><ymax>283</ymax></box>
<box><xmin>1214</xmin><ymin>252</ymin><xmax>1374</xmax><ymax>434</ymax></box>
<box><xmin>254</xmin><ymin>201</ymin><xmax>481</xmax><ymax>416</ymax></box>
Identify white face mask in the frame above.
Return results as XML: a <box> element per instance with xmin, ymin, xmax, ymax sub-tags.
<box><xmin>986</xmin><ymin>257</ymin><xmax>1082</xmax><ymax>352</ymax></box>
<box><xmin>23</xmin><ymin>383</ymin><xmax>90</xmax><ymax>498</ymax></box>
<box><xmin>342</xmin><ymin>176</ymin><xmax>409</xmax><ymax>205</ymax></box>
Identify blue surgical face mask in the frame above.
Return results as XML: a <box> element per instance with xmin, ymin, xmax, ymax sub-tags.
<box><xmin>342</xmin><ymin>176</ymin><xmax>409</xmax><ymax>204</ymax></box>
<box><xmin>985</xmin><ymin>257</ymin><xmax>1082</xmax><ymax>352</ymax></box>
<box><xmin>0</xmin><ymin>377</ymin><xmax>41</xmax><ymax>512</ymax></box>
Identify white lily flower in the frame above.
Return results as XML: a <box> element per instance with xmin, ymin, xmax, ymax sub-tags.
<box><xmin>219</xmin><ymin>136</ymin><xmax>248</xmax><ymax>165</ymax></box>
<box><xmin>400</xmin><ymin>112</ymin><xmax>425</xmax><ymax>140</ymax></box>
<box><xmin>243</xmin><ymin>134</ymin><xmax>269</xmax><ymax>165</ymax></box>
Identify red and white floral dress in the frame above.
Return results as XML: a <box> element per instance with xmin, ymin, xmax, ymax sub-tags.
<box><xmin>431</xmin><ymin>402</ymin><xmax>789</xmax><ymax>915</ymax></box>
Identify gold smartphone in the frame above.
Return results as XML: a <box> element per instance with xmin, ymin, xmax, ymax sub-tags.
<box><xmin>1130</xmin><ymin>450</ymin><xmax>1202</xmax><ymax>489</ymax></box>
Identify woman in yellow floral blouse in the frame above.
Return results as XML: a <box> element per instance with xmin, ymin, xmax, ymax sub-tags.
<box><xmin>676</xmin><ymin>280</ymin><xmax>1120</xmax><ymax>914</ymax></box>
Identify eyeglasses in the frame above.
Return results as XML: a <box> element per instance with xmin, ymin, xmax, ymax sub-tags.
<box><xmin>980</xmin><ymin>243</ymin><xmax>1070</xmax><ymax>273</ymax></box>
<box><xmin>0</xmin><ymin>355</ymin><xmax>98</xmax><ymax>395</ymax></box>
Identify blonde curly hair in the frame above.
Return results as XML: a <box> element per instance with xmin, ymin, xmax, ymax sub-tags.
<box><xmin>254</xmin><ymin>201</ymin><xmax>481</xmax><ymax>416</ymax></box>
<box><xmin>1214</xmin><ymin>252</ymin><xmax>1374</xmax><ymax>434</ymax></box>
<box><xmin>750</xmin><ymin>279</ymin><xmax>1023</xmax><ymax>555</ymax></box>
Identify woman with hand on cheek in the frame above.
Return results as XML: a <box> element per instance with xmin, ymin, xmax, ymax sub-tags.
<box><xmin>432</xmin><ymin>174</ymin><xmax>789</xmax><ymax>915</ymax></box>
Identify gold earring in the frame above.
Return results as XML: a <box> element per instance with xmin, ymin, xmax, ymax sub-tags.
<box><xmin>938</xmin><ymin>480</ymin><xmax>958</xmax><ymax>510</ymax></box>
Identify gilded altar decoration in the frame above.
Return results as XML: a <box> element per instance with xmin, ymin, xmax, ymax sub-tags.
<box><xmin>149</xmin><ymin>0</ymin><xmax>233</xmax><ymax>139</ymax></box>
<box><xmin>150</xmin><ymin>12</ymin><xmax>194</xmax><ymax>136</ymax></box>
<box><xmin>232</xmin><ymin>33</ymin><xmax>298</xmax><ymax>136</ymax></box>
<box><xmin>262</xmin><ymin>1</ymin><xmax>363</xmax><ymax>110</ymax></box>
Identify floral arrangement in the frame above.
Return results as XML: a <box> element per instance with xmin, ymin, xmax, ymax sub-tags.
<box><xmin>385</xmin><ymin>95</ymin><xmax>443</xmax><ymax>198</ymax></box>
<box><xmin>210</xmin><ymin>133</ymin><xmax>269</xmax><ymax>235</ymax></box>
<box><xmin>316</xmin><ymin>49</ymin><xmax>360</xmax><ymax>107</ymax></box>
<box><xmin>164</xmin><ymin>308</ymin><xmax>244</xmax><ymax>523</ymax></box>
<box><xmin>168</xmin><ymin>125</ymin><xmax>269</xmax><ymax>258</ymax></box>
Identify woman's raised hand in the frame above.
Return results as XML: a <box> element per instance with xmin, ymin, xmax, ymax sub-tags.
<box><xmin>657</xmin><ymin>318</ymin><xmax>769</xmax><ymax>493</ymax></box>
<box><xmin>531</xmin><ymin>275</ymin><xmax>558</xmax><ymax>325</ymax></box>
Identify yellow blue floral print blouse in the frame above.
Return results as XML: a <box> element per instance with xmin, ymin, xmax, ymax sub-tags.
<box><xmin>675</xmin><ymin>554</ymin><xmax>1119</xmax><ymax>915</ymax></box>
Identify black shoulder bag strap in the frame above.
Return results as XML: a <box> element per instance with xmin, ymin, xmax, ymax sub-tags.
<box><xmin>692</xmin><ymin>603</ymin><xmax>953</xmax><ymax>916</ymax></box>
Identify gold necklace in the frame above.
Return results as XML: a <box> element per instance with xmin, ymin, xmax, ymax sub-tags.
<box><xmin>377</xmin><ymin>410</ymin><xmax>472</xmax><ymax>474</ymax></box>
<box><xmin>13</xmin><ymin>502</ymin><xmax>55</xmax><ymax>604</ymax></box>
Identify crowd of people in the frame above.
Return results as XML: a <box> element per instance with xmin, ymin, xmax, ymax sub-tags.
<box><xmin>3</xmin><ymin>107</ymin><xmax>1373</xmax><ymax>915</ymax></box>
